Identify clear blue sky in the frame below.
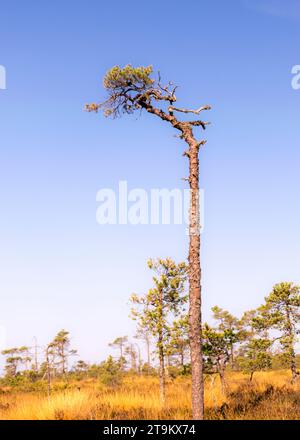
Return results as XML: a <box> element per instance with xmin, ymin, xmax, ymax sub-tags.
<box><xmin>0</xmin><ymin>0</ymin><xmax>299</xmax><ymax>366</ymax></box>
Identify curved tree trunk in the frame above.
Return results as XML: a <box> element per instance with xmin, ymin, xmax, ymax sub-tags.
<box><xmin>134</xmin><ymin>100</ymin><xmax>207</xmax><ymax>419</ymax></box>
<box><xmin>88</xmin><ymin>68</ymin><xmax>211</xmax><ymax>420</ymax></box>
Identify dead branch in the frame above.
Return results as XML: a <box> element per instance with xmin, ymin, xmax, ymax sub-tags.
<box><xmin>189</xmin><ymin>120</ymin><xmax>211</xmax><ymax>129</ymax></box>
<box><xmin>169</xmin><ymin>105</ymin><xmax>211</xmax><ymax>115</ymax></box>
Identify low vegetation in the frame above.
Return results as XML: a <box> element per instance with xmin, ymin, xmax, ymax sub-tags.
<box><xmin>0</xmin><ymin>371</ymin><xmax>299</xmax><ymax>420</ymax></box>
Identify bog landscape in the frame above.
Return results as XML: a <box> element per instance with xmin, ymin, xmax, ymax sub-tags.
<box><xmin>1</xmin><ymin>1</ymin><xmax>299</xmax><ymax>422</ymax></box>
<box><xmin>1</xmin><ymin>257</ymin><xmax>300</xmax><ymax>420</ymax></box>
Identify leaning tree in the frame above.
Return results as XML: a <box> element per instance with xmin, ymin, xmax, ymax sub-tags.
<box><xmin>86</xmin><ymin>65</ymin><xmax>211</xmax><ymax>419</ymax></box>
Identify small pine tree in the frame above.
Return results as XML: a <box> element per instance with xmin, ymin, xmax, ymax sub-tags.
<box><xmin>253</xmin><ymin>282</ymin><xmax>300</xmax><ymax>382</ymax></box>
<box><xmin>130</xmin><ymin>258</ymin><xmax>187</xmax><ymax>403</ymax></box>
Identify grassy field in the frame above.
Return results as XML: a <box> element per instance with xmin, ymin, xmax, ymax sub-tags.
<box><xmin>0</xmin><ymin>371</ymin><xmax>299</xmax><ymax>420</ymax></box>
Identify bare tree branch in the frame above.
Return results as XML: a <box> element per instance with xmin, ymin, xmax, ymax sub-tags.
<box><xmin>169</xmin><ymin>105</ymin><xmax>211</xmax><ymax>115</ymax></box>
<box><xmin>189</xmin><ymin>120</ymin><xmax>211</xmax><ymax>129</ymax></box>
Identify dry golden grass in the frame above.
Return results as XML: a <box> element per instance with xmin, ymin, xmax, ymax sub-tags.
<box><xmin>0</xmin><ymin>371</ymin><xmax>299</xmax><ymax>420</ymax></box>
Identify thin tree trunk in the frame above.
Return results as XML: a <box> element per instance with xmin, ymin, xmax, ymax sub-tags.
<box><xmin>230</xmin><ymin>343</ymin><xmax>234</xmax><ymax>370</ymax></box>
<box><xmin>47</xmin><ymin>365</ymin><xmax>51</xmax><ymax>397</ymax></box>
<box><xmin>188</xmin><ymin>137</ymin><xmax>204</xmax><ymax>420</ymax></box>
<box><xmin>34</xmin><ymin>337</ymin><xmax>38</xmax><ymax>373</ymax></box>
<box><xmin>181</xmin><ymin>348</ymin><xmax>184</xmax><ymax>367</ymax></box>
<box><xmin>61</xmin><ymin>344</ymin><xmax>66</xmax><ymax>375</ymax></box>
<box><xmin>146</xmin><ymin>336</ymin><xmax>151</xmax><ymax>373</ymax></box>
<box><xmin>119</xmin><ymin>344</ymin><xmax>123</xmax><ymax>370</ymax></box>
<box><xmin>159</xmin><ymin>343</ymin><xmax>165</xmax><ymax>404</ymax></box>
<box><xmin>46</xmin><ymin>348</ymin><xmax>51</xmax><ymax>397</ymax></box>
<box><xmin>136</xmin><ymin>344</ymin><xmax>142</xmax><ymax>374</ymax></box>
<box><xmin>219</xmin><ymin>369</ymin><xmax>226</xmax><ymax>396</ymax></box>
<box><xmin>166</xmin><ymin>355</ymin><xmax>170</xmax><ymax>377</ymax></box>
<box><xmin>158</xmin><ymin>286</ymin><xmax>165</xmax><ymax>404</ymax></box>
<box><xmin>290</xmin><ymin>347</ymin><xmax>297</xmax><ymax>383</ymax></box>
<box><xmin>286</xmin><ymin>306</ymin><xmax>297</xmax><ymax>383</ymax></box>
